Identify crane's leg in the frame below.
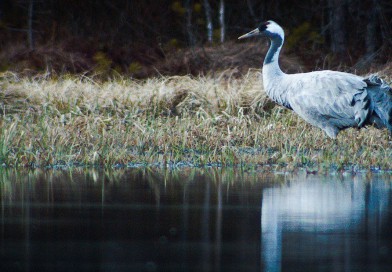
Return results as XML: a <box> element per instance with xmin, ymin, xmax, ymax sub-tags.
<box><xmin>324</xmin><ymin>127</ymin><xmax>339</xmax><ymax>139</ymax></box>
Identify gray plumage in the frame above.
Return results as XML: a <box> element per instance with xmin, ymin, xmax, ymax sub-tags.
<box><xmin>239</xmin><ymin>20</ymin><xmax>392</xmax><ymax>138</ymax></box>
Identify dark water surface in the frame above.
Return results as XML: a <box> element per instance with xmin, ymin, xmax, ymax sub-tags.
<box><xmin>1</xmin><ymin>169</ymin><xmax>391</xmax><ymax>272</ymax></box>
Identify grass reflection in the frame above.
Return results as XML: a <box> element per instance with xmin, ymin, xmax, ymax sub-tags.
<box><xmin>0</xmin><ymin>168</ymin><xmax>391</xmax><ymax>271</ymax></box>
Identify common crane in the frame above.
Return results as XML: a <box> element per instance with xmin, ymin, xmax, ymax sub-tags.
<box><xmin>239</xmin><ymin>20</ymin><xmax>392</xmax><ymax>138</ymax></box>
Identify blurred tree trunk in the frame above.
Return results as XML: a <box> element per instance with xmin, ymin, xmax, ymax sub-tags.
<box><xmin>27</xmin><ymin>0</ymin><xmax>34</xmax><ymax>50</ymax></box>
<box><xmin>365</xmin><ymin>0</ymin><xmax>380</xmax><ymax>56</ymax></box>
<box><xmin>246</xmin><ymin>0</ymin><xmax>257</xmax><ymax>22</ymax></box>
<box><xmin>219</xmin><ymin>0</ymin><xmax>225</xmax><ymax>43</ymax></box>
<box><xmin>185</xmin><ymin>0</ymin><xmax>195</xmax><ymax>46</ymax></box>
<box><xmin>203</xmin><ymin>0</ymin><xmax>213</xmax><ymax>43</ymax></box>
<box><xmin>328</xmin><ymin>0</ymin><xmax>346</xmax><ymax>55</ymax></box>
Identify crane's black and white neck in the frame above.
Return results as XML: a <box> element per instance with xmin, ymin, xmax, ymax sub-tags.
<box><xmin>238</xmin><ymin>20</ymin><xmax>392</xmax><ymax>139</ymax></box>
<box><xmin>239</xmin><ymin>21</ymin><xmax>289</xmax><ymax>109</ymax></box>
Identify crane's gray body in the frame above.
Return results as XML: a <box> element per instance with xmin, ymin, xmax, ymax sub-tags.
<box><xmin>264</xmin><ymin>64</ymin><xmax>376</xmax><ymax>138</ymax></box>
<box><xmin>240</xmin><ymin>20</ymin><xmax>392</xmax><ymax>138</ymax></box>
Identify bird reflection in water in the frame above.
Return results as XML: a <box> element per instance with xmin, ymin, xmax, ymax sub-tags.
<box><xmin>261</xmin><ymin>174</ymin><xmax>391</xmax><ymax>272</ymax></box>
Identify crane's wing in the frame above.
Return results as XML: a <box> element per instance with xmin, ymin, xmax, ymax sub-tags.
<box><xmin>286</xmin><ymin>70</ymin><xmax>370</xmax><ymax>129</ymax></box>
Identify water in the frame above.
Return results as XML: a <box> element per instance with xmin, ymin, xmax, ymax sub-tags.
<box><xmin>1</xmin><ymin>169</ymin><xmax>391</xmax><ymax>272</ymax></box>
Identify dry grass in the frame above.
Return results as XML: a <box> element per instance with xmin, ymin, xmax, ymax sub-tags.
<box><xmin>0</xmin><ymin>70</ymin><xmax>391</xmax><ymax>171</ymax></box>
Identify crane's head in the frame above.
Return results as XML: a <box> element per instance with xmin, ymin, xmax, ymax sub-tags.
<box><xmin>238</xmin><ymin>20</ymin><xmax>284</xmax><ymax>40</ymax></box>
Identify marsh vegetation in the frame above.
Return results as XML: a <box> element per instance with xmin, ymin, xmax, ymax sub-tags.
<box><xmin>1</xmin><ymin>70</ymin><xmax>391</xmax><ymax>171</ymax></box>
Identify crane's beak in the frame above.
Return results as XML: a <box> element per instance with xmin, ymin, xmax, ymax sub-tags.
<box><xmin>238</xmin><ymin>28</ymin><xmax>260</xmax><ymax>40</ymax></box>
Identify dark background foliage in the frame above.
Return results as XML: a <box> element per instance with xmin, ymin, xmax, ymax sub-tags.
<box><xmin>0</xmin><ymin>0</ymin><xmax>391</xmax><ymax>77</ymax></box>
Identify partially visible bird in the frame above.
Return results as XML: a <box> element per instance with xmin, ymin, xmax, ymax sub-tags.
<box><xmin>239</xmin><ymin>20</ymin><xmax>392</xmax><ymax>138</ymax></box>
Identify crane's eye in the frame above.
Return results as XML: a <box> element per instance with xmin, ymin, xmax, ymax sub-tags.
<box><xmin>258</xmin><ymin>21</ymin><xmax>270</xmax><ymax>32</ymax></box>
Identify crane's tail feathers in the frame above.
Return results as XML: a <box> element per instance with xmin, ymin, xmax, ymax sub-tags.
<box><xmin>352</xmin><ymin>90</ymin><xmax>370</xmax><ymax>127</ymax></box>
<box><xmin>364</xmin><ymin>74</ymin><xmax>392</xmax><ymax>132</ymax></box>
